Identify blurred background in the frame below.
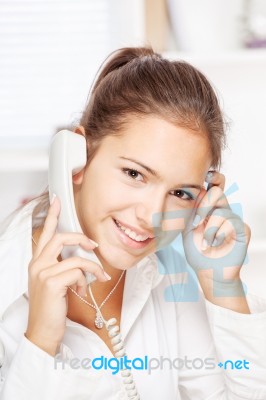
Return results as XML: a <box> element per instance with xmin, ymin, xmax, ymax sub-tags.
<box><xmin>0</xmin><ymin>0</ymin><xmax>265</xmax><ymax>296</ymax></box>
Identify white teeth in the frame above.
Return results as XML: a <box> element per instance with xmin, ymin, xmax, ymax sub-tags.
<box><xmin>115</xmin><ymin>220</ymin><xmax>150</xmax><ymax>242</ymax></box>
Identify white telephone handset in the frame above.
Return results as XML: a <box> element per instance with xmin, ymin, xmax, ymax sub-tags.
<box><xmin>48</xmin><ymin>130</ymin><xmax>140</xmax><ymax>399</ymax></box>
<box><xmin>48</xmin><ymin>129</ymin><xmax>99</xmax><ymax>285</ymax></box>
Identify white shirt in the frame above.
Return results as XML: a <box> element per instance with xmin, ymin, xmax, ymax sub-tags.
<box><xmin>0</xmin><ymin>200</ymin><xmax>266</xmax><ymax>400</ymax></box>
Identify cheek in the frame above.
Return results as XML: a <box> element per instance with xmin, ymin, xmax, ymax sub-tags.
<box><xmin>82</xmin><ymin>173</ymin><xmax>130</xmax><ymax>218</ymax></box>
<box><xmin>161</xmin><ymin>218</ymin><xmax>185</xmax><ymax>235</ymax></box>
<box><xmin>161</xmin><ymin>202</ymin><xmax>196</xmax><ymax>232</ymax></box>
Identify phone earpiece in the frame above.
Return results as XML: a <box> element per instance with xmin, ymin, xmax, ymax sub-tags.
<box><xmin>48</xmin><ymin>130</ymin><xmax>101</xmax><ymax>284</ymax></box>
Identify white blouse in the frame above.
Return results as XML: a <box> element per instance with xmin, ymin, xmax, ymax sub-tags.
<box><xmin>0</xmin><ymin>200</ymin><xmax>266</xmax><ymax>400</ymax></box>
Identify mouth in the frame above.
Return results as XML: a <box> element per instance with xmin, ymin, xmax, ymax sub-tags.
<box><xmin>113</xmin><ymin>218</ymin><xmax>154</xmax><ymax>249</ymax></box>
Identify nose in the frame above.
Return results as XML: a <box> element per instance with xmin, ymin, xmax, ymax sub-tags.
<box><xmin>135</xmin><ymin>191</ymin><xmax>166</xmax><ymax>232</ymax></box>
<box><xmin>134</xmin><ymin>190</ymin><xmax>190</xmax><ymax>247</ymax></box>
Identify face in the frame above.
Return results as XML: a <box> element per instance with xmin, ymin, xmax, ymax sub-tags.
<box><xmin>74</xmin><ymin>116</ymin><xmax>212</xmax><ymax>272</ymax></box>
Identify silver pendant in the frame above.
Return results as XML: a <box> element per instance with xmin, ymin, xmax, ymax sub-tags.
<box><xmin>95</xmin><ymin>311</ymin><xmax>104</xmax><ymax>329</ymax></box>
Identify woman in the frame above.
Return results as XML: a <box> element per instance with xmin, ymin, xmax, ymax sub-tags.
<box><xmin>0</xmin><ymin>47</ymin><xmax>266</xmax><ymax>399</ymax></box>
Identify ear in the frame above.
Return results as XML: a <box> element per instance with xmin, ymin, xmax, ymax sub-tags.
<box><xmin>74</xmin><ymin>125</ymin><xmax>86</xmax><ymax>136</ymax></box>
<box><xmin>72</xmin><ymin>125</ymin><xmax>87</xmax><ymax>185</ymax></box>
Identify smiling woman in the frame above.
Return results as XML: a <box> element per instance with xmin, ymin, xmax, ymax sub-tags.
<box><xmin>0</xmin><ymin>47</ymin><xmax>266</xmax><ymax>400</ymax></box>
<box><xmin>72</xmin><ymin>117</ymin><xmax>211</xmax><ymax>275</ymax></box>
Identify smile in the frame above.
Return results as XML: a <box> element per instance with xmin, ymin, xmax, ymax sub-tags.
<box><xmin>113</xmin><ymin>218</ymin><xmax>154</xmax><ymax>249</ymax></box>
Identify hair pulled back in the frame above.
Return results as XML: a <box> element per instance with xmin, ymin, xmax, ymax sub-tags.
<box><xmin>80</xmin><ymin>47</ymin><xmax>226</xmax><ymax>168</ymax></box>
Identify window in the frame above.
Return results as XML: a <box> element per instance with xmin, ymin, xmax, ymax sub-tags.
<box><xmin>0</xmin><ymin>0</ymin><xmax>144</xmax><ymax>146</ymax></box>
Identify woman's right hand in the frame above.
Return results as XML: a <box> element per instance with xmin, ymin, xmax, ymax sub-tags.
<box><xmin>25</xmin><ymin>196</ymin><xmax>109</xmax><ymax>356</ymax></box>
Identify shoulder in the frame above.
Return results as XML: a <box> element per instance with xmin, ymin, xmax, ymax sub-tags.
<box><xmin>0</xmin><ymin>200</ymin><xmax>40</xmax><ymax>320</ymax></box>
<box><xmin>0</xmin><ymin>201</ymin><xmax>33</xmax><ymax>240</ymax></box>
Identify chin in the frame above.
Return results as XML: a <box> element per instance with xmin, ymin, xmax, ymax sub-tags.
<box><xmin>100</xmin><ymin>248</ymin><xmax>145</xmax><ymax>271</ymax></box>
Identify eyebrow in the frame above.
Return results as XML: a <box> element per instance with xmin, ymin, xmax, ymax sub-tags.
<box><xmin>119</xmin><ymin>157</ymin><xmax>203</xmax><ymax>190</ymax></box>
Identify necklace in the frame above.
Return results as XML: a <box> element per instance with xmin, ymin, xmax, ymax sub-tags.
<box><xmin>68</xmin><ymin>271</ymin><xmax>125</xmax><ymax>329</ymax></box>
<box><xmin>31</xmin><ymin>235</ymin><xmax>125</xmax><ymax>329</ymax></box>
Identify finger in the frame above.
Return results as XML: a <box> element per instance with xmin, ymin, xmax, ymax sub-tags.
<box><xmin>203</xmin><ymin>220</ymin><xmax>250</xmax><ymax>260</ymax></box>
<box><xmin>203</xmin><ymin>216</ymin><xmax>234</xmax><ymax>250</ymax></box>
<box><xmin>44</xmin><ymin>268</ymin><xmax>88</xmax><ymax>297</ymax></box>
<box><xmin>205</xmin><ymin>170</ymin><xmax>225</xmax><ymax>191</ymax></box>
<box><xmin>214</xmin><ymin>219</ymin><xmax>250</xmax><ymax>246</ymax></box>
<box><xmin>37</xmin><ymin>232</ymin><xmax>98</xmax><ymax>265</ymax></box>
<box><xmin>203</xmin><ymin>208</ymin><xmax>247</xmax><ymax>245</ymax></box>
<box><xmin>192</xmin><ymin>186</ymin><xmax>230</xmax><ymax>229</ymax></box>
<box><xmin>213</xmin><ymin>220</ymin><xmax>235</xmax><ymax>246</ymax></box>
<box><xmin>202</xmin><ymin>210</ymin><xmax>225</xmax><ymax>248</ymax></box>
<box><xmin>33</xmin><ymin>195</ymin><xmax>61</xmax><ymax>259</ymax></box>
<box><xmin>36</xmin><ymin>256</ymin><xmax>110</xmax><ymax>283</ymax></box>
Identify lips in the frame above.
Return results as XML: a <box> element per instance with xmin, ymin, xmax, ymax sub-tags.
<box><xmin>114</xmin><ymin>219</ymin><xmax>154</xmax><ymax>241</ymax></box>
<box><xmin>114</xmin><ymin>219</ymin><xmax>154</xmax><ymax>239</ymax></box>
<box><xmin>113</xmin><ymin>218</ymin><xmax>154</xmax><ymax>249</ymax></box>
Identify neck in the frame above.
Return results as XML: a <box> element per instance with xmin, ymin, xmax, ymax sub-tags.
<box><xmin>32</xmin><ymin>226</ymin><xmax>126</xmax><ymax>303</ymax></box>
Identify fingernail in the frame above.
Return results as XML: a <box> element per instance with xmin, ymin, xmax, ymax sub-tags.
<box><xmin>192</xmin><ymin>214</ymin><xmax>201</xmax><ymax>228</ymax></box>
<box><xmin>103</xmin><ymin>271</ymin><xmax>111</xmax><ymax>281</ymax></box>
<box><xmin>206</xmin><ymin>171</ymin><xmax>214</xmax><ymax>182</ymax></box>
<box><xmin>201</xmin><ymin>239</ymin><xmax>208</xmax><ymax>251</ymax></box>
<box><xmin>212</xmin><ymin>238</ymin><xmax>218</xmax><ymax>247</ymax></box>
<box><xmin>89</xmin><ymin>239</ymin><xmax>99</xmax><ymax>248</ymax></box>
<box><xmin>51</xmin><ymin>193</ymin><xmax>56</xmax><ymax>205</ymax></box>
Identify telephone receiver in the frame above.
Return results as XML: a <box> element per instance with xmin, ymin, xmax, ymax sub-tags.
<box><xmin>48</xmin><ymin>130</ymin><xmax>142</xmax><ymax>398</ymax></box>
<box><xmin>48</xmin><ymin>129</ymin><xmax>101</xmax><ymax>285</ymax></box>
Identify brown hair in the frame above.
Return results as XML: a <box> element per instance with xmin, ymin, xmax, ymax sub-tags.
<box><xmin>79</xmin><ymin>47</ymin><xmax>226</xmax><ymax>168</ymax></box>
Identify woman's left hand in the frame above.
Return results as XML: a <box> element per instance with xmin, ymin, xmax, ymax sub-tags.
<box><xmin>182</xmin><ymin>171</ymin><xmax>251</xmax><ymax>286</ymax></box>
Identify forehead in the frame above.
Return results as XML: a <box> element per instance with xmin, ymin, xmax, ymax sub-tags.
<box><xmin>98</xmin><ymin>116</ymin><xmax>212</xmax><ymax>180</ymax></box>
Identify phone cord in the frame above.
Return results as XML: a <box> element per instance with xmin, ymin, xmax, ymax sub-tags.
<box><xmin>88</xmin><ymin>284</ymin><xmax>140</xmax><ymax>400</ymax></box>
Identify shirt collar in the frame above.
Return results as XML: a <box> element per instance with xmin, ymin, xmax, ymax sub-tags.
<box><xmin>0</xmin><ymin>201</ymin><xmax>166</xmax><ymax>322</ymax></box>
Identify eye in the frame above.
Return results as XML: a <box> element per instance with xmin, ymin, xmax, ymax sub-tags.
<box><xmin>170</xmin><ymin>189</ymin><xmax>195</xmax><ymax>201</ymax></box>
<box><xmin>122</xmin><ymin>168</ymin><xmax>144</xmax><ymax>182</ymax></box>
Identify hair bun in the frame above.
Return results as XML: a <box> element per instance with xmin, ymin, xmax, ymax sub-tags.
<box><xmin>92</xmin><ymin>47</ymin><xmax>160</xmax><ymax>92</ymax></box>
